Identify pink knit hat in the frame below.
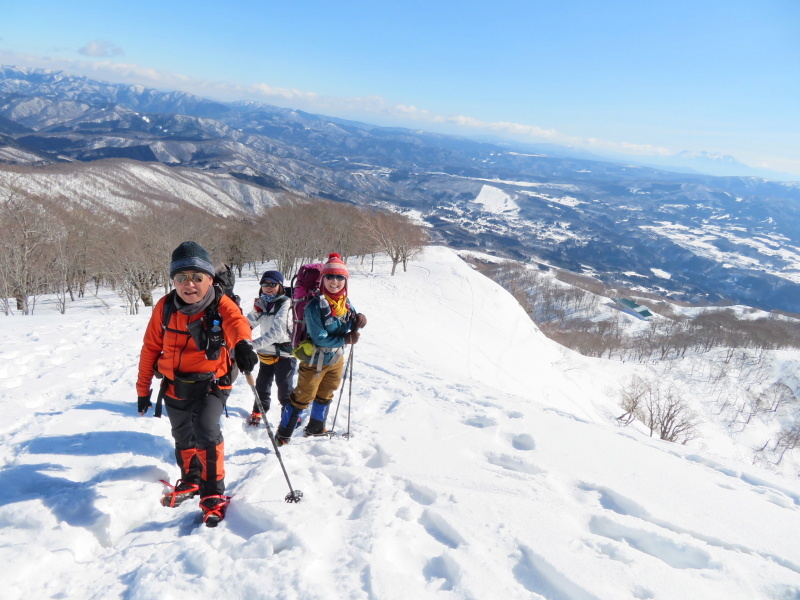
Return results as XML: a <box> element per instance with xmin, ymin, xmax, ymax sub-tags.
<box><xmin>321</xmin><ymin>253</ymin><xmax>349</xmax><ymax>278</ymax></box>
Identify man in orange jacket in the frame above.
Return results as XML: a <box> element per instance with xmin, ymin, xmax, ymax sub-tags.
<box><xmin>137</xmin><ymin>241</ymin><xmax>258</xmax><ymax>526</ymax></box>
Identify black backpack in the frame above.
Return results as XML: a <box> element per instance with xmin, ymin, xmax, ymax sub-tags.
<box><xmin>212</xmin><ymin>263</ymin><xmax>240</xmax><ymax>308</ymax></box>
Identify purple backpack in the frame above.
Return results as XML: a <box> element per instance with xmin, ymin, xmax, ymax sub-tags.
<box><xmin>290</xmin><ymin>263</ymin><xmax>323</xmax><ymax>348</ymax></box>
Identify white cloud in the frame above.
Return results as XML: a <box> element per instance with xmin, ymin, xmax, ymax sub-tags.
<box><xmin>247</xmin><ymin>82</ymin><xmax>318</xmax><ymax>101</ymax></box>
<box><xmin>78</xmin><ymin>40</ymin><xmax>124</xmax><ymax>58</ymax></box>
<box><xmin>359</xmin><ymin>104</ymin><xmax>670</xmax><ymax>156</ymax></box>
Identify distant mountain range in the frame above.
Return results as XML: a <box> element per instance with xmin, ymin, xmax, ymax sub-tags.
<box><xmin>475</xmin><ymin>140</ymin><xmax>798</xmax><ymax>181</ymax></box>
<box><xmin>2</xmin><ymin>65</ymin><xmax>800</xmax><ymax>313</ymax></box>
<box><xmin>626</xmin><ymin>150</ymin><xmax>795</xmax><ymax>180</ymax></box>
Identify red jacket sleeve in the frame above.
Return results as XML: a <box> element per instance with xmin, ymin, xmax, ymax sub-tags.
<box><xmin>218</xmin><ymin>295</ymin><xmax>252</xmax><ymax>348</ymax></box>
<box><xmin>137</xmin><ymin>297</ymin><xmax>166</xmax><ymax>397</ymax></box>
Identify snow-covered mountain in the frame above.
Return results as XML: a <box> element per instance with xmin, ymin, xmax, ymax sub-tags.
<box><xmin>0</xmin><ymin>158</ymin><xmax>292</xmax><ymax>217</ymax></box>
<box><xmin>2</xmin><ymin>65</ymin><xmax>800</xmax><ymax>313</ymax></box>
<box><xmin>1</xmin><ymin>247</ymin><xmax>798</xmax><ymax>599</ymax></box>
<box><xmin>635</xmin><ymin>150</ymin><xmax>795</xmax><ymax>180</ymax></box>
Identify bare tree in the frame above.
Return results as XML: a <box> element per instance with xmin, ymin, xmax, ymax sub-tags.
<box><xmin>216</xmin><ymin>218</ymin><xmax>258</xmax><ymax>276</ymax></box>
<box><xmin>754</xmin><ymin>419</ymin><xmax>800</xmax><ymax>466</ymax></box>
<box><xmin>617</xmin><ymin>374</ymin><xmax>650</xmax><ymax>425</ymax></box>
<box><xmin>0</xmin><ymin>174</ymin><xmax>58</xmax><ymax>314</ymax></box>
<box><xmin>316</xmin><ymin>202</ymin><xmax>371</xmax><ymax>263</ymax></box>
<box><xmin>617</xmin><ymin>375</ymin><xmax>700</xmax><ymax>444</ymax></box>
<box><xmin>50</xmin><ymin>219</ymin><xmax>71</xmax><ymax>314</ymax></box>
<box><xmin>257</xmin><ymin>204</ymin><xmax>314</xmax><ymax>277</ymax></box>
<box><xmin>397</xmin><ymin>217</ymin><xmax>429</xmax><ymax>273</ymax></box>
<box><xmin>361</xmin><ymin>209</ymin><xmax>427</xmax><ymax>275</ymax></box>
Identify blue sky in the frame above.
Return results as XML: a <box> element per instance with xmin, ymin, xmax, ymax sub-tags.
<box><xmin>2</xmin><ymin>1</ymin><xmax>799</xmax><ymax>175</ymax></box>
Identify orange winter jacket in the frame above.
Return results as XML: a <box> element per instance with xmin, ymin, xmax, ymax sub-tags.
<box><xmin>136</xmin><ymin>293</ymin><xmax>252</xmax><ymax>398</ymax></box>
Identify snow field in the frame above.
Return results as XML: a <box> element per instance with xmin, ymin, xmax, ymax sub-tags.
<box><xmin>0</xmin><ymin>247</ymin><xmax>799</xmax><ymax>599</ymax></box>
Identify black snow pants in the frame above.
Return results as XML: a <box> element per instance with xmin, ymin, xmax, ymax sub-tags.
<box><xmin>164</xmin><ymin>386</ymin><xmax>229</xmax><ymax>497</ymax></box>
<box><xmin>253</xmin><ymin>356</ymin><xmax>296</xmax><ymax>414</ymax></box>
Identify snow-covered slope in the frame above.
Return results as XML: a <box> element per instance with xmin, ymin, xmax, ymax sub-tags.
<box><xmin>1</xmin><ymin>247</ymin><xmax>799</xmax><ymax>599</ymax></box>
<box><xmin>1</xmin><ymin>159</ymin><xmax>291</xmax><ymax>217</ymax></box>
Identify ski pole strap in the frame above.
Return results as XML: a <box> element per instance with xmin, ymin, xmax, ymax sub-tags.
<box><xmin>154</xmin><ymin>377</ymin><xmax>168</xmax><ymax>418</ymax></box>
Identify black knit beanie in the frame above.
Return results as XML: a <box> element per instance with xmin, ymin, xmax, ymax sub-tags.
<box><xmin>260</xmin><ymin>270</ymin><xmax>285</xmax><ymax>285</ymax></box>
<box><xmin>169</xmin><ymin>241</ymin><xmax>215</xmax><ymax>279</ymax></box>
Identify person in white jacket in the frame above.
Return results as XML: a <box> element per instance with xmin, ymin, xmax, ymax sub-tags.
<box><xmin>246</xmin><ymin>270</ymin><xmax>296</xmax><ymax>426</ymax></box>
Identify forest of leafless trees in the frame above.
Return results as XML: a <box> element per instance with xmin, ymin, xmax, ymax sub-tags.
<box><xmin>477</xmin><ymin>259</ymin><xmax>800</xmax><ymax>360</ymax></box>
<box><xmin>473</xmin><ymin>259</ymin><xmax>800</xmax><ymax>461</ymax></box>
<box><xmin>0</xmin><ymin>172</ymin><xmax>428</xmax><ymax>316</ymax></box>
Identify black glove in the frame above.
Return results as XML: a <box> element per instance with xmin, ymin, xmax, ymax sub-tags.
<box><xmin>235</xmin><ymin>340</ymin><xmax>259</xmax><ymax>373</ymax></box>
<box><xmin>353</xmin><ymin>313</ymin><xmax>367</xmax><ymax>330</ymax></box>
<box><xmin>138</xmin><ymin>392</ymin><xmax>152</xmax><ymax>415</ymax></box>
<box><xmin>345</xmin><ymin>331</ymin><xmax>360</xmax><ymax>345</ymax></box>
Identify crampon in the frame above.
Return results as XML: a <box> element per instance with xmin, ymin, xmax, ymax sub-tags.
<box><xmin>159</xmin><ymin>479</ymin><xmax>200</xmax><ymax>508</ymax></box>
<box><xmin>200</xmin><ymin>495</ymin><xmax>232</xmax><ymax>527</ymax></box>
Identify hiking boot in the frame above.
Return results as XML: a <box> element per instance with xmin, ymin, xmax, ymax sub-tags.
<box><xmin>247</xmin><ymin>412</ymin><xmax>262</xmax><ymax>426</ymax></box>
<box><xmin>200</xmin><ymin>495</ymin><xmax>231</xmax><ymax>528</ymax></box>
<box><xmin>160</xmin><ymin>479</ymin><xmax>200</xmax><ymax>508</ymax></box>
<box><xmin>304</xmin><ymin>426</ymin><xmax>328</xmax><ymax>438</ymax></box>
<box><xmin>276</xmin><ymin>435</ymin><xmax>291</xmax><ymax>447</ymax></box>
<box><xmin>304</xmin><ymin>418</ymin><xmax>327</xmax><ymax>437</ymax></box>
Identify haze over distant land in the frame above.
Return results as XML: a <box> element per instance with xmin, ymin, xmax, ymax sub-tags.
<box><xmin>1</xmin><ymin>0</ymin><xmax>798</xmax><ymax>178</ymax></box>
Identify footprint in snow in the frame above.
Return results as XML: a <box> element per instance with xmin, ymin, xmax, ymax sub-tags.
<box><xmin>578</xmin><ymin>481</ymin><xmax>800</xmax><ymax>575</ymax></box>
<box><xmin>588</xmin><ymin>515</ymin><xmax>716</xmax><ymax>570</ymax></box>
<box><xmin>632</xmin><ymin>585</ymin><xmax>657</xmax><ymax>599</ymax></box>
<box><xmin>418</xmin><ymin>509</ymin><xmax>467</xmax><ymax>549</ymax></box>
<box><xmin>314</xmin><ymin>465</ymin><xmax>357</xmax><ymax>488</ymax></box>
<box><xmin>423</xmin><ymin>553</ymin><xmax>461</xmax><ymax>591</ymax></box>
<box><xmin>405</xmin><ymin>480</ymin><xmax>437</xmax><ymax>506</ymax></box>
<box><xmin>366</xmin><ymin>445</ymin><xmax>390</xmax><ymax>469</ymax></box>
<box><xmin>685</xmin><ymin>454</ymin><xmax>800</xmax><ymax>508</ymax></box>
<box><xmin>513</xmin><ymin>544</ymin><xmax>601</xmax><ymax>600</ymax></box>
<box><xmin>486</xmin><ymin>453</ymin><xmax>544</xmax><ymax>475</ymax></box>
<box><xmin>463</xmin><ymin>415</ymin><xmax>497</xmax><ymax>428</ymax></box>
<box><xmin>577</xmin><ymin>482</ymin><xmax>649</xmax><ymax>519</ymax></box>
<box><xmin>542</xmin><ymin>407</ymin><xmax>590</xmax><ymax>424</ymax></box>
<box><xmin>511</xmin><ymin>433</ymin><xmax>535</xmax><ymax>451</ymax></box>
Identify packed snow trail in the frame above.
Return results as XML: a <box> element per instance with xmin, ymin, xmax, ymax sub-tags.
<box><xmin>1</xmin><ymin>247</ymin><xmax>799</xmax><ymax>599</ymax></box>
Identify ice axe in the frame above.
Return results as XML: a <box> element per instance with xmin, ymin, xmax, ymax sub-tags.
<box><xmin>244</xmin><ymin>371</ymin><xmax>303</xmax><ymax>503</ymax></box>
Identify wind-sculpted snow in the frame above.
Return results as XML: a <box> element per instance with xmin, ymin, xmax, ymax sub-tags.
<box><xmin>1</xmin><ymin>247</ymin><xmax>799</xmax><ymax>599</ymax></box>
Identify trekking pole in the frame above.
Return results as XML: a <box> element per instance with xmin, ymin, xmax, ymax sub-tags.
<box><xmin>343</xmin><ymin>345</ymin><xmax>355</xmax><ymax>439</ymax></box>
<box><xmin>244</xmin><ymin>372</ymin><xmax>303</xmax><ymax>503</ymax></box>
<box><xmin>331</xmin><ymin>320</ymin><xmax>360</xmax><ymax>438</ymax></box>
<box><xmin>330</xmin><ymin>344</ymin><xmax>354</xmax><ymax>436</ymax></box>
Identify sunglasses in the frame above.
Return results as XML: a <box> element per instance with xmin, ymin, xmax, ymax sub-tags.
<box><xmin>261</xmin><ymin>282</ymin><xmax>280</xmax><ymax>288</ymax></box>
<box><xmin>174</xmin><ymin>272</ymin><xmax>207</xmax><ymax>284</ymax></box>
<box><xmin>324</xmin><ymin>274</ymin><xmax>346</xmax><ymax>282</ymax></box>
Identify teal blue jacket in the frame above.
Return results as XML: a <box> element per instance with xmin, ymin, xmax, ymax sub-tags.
<box><xmin>304</xmin><ymin>296</ymin><xmax>356</xmax><ymax>366</ymax></box>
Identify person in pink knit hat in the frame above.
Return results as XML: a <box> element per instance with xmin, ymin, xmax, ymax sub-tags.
<box><xmin>276</xmin><ymin>253</ymin><xmax>367</xmax><ymax>444</ymax></box>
